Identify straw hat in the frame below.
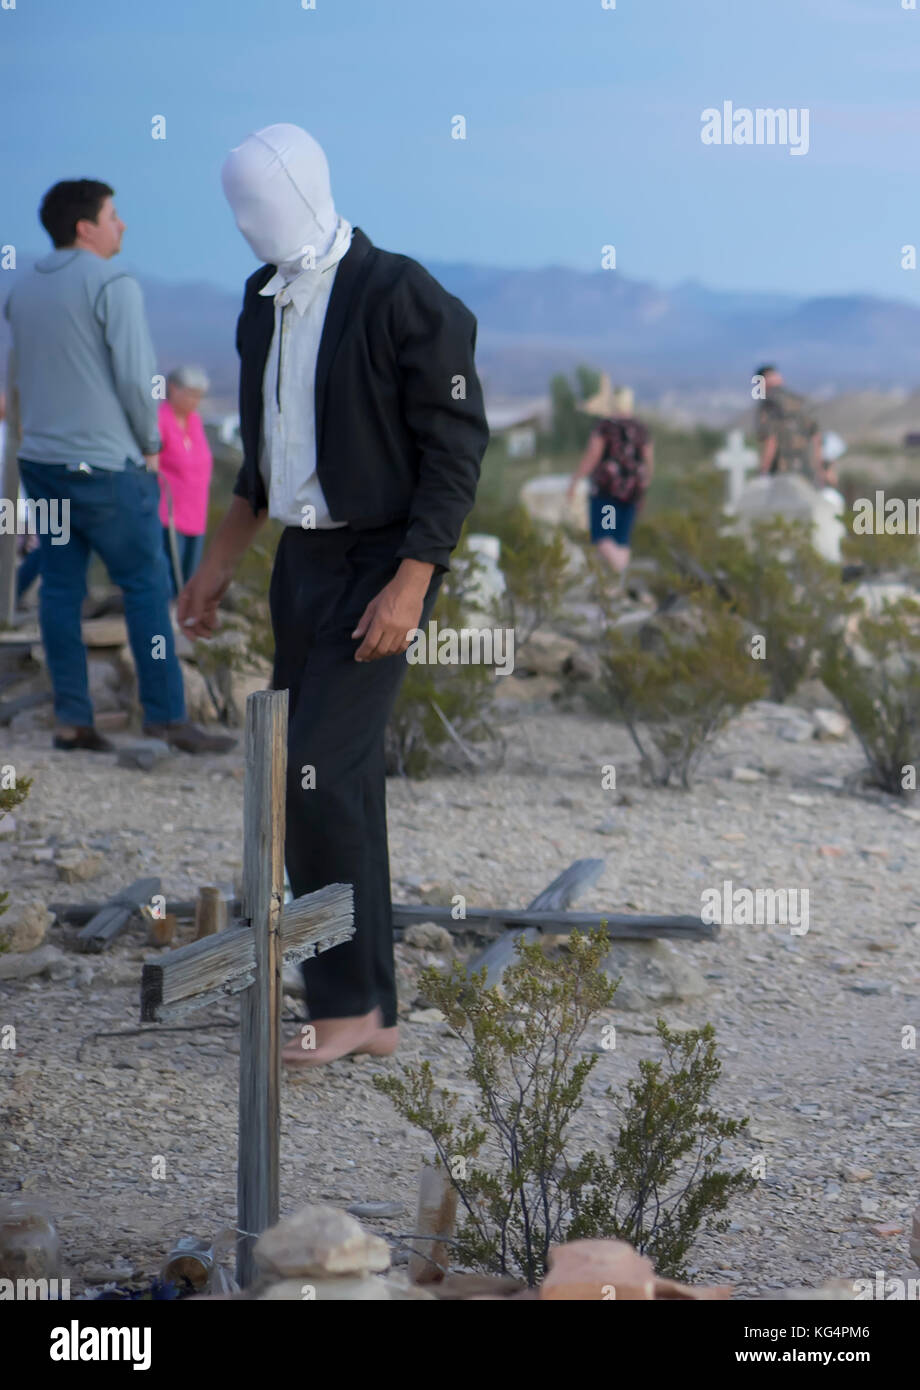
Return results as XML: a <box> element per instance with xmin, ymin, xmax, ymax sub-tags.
<box><xmin>579</xmin><ymin>373</ymin><xmax>634</xmax><ymax>417</ymax></box>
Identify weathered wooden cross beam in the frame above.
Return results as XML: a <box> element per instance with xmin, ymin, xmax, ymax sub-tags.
<box><xmin>138</xmin><ymin>690</ymin><xmax>354</xmax><ymax>1287</ymax></box>
<box><xmin>465</xmin><ymin>858</ymin><xmax>718</xmax><ymax>989</ymax></box>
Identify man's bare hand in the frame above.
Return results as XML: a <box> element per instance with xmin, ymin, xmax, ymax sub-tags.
<box><xmin>352</xmin><ymin>568</ymin><xmax>430</xmax><ymax>662</ymax></box>
<box><xmin>177</xmin><ymin>561</ymin><xmax>234</xmax><ymax>640</ymax></box>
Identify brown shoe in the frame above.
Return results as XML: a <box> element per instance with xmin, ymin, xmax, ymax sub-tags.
<box><xmin>53</xmin><ymin>725</ymin><xmax>115</xmax><ymax>753</ymax></box>
<box><xmin>143</xmin><ymin>720</ymin><xmax>236</xmax><ymax>754</ymax></box>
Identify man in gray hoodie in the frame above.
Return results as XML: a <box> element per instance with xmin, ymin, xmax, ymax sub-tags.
<box><xmin>4</xmin><ymin>179</ymin><xmax>232</xmax><ymax>753</ymax></box>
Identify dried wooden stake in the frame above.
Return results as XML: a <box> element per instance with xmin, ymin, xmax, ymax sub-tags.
<box><xmin>194</xmin><ymin>886</ymin><xmax>227</xmax><ymax>940</ymax></box>
<box><xmin>146</xmin><ymin>911</ymin><xmax>177</xmax><ymax>948</ymax></box>
<box><xmin>408</xmin><ymin>1165</ymin><xmax>458</xmax><ymax>1285</ymax></box>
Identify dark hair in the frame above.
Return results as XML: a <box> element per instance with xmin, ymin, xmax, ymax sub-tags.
<box><xmin>754</xmin><ymin>363</ymin><xmax>777</xmax><ymax>378</ymax></box>
<box><xmin>39</xmin><ymin>180</ymin><xmax>115</xmax><ymax>249</ymax></box>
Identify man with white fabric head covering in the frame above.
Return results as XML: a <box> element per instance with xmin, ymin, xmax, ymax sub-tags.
<box><xmin>179</xmin><ymin>124</ymin><xmax>488</xmax><ymax>1066</ymax></box>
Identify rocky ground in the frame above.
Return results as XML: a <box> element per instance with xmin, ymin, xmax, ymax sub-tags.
<box><xmin>1</xmin><ymin>685</ymin><xmax>919</xmax><ymax>1299</ymax></box>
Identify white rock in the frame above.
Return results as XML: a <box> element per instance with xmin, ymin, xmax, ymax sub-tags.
<box><xmin>0</xmin><ymin>900</ymin><xmax>53</xmax><ymax>954</ymax></box>
<box><xmin>812</xmin><ymin>709</ymin><xmax>849</xmax><ymax>741</ymax></box>
<box><xmin>516</xmin><ymin>630</ymin><xmax>580</xmax><ymax>676</ymax></box>
<box><xmin>408</xmin><ymin>1008</ymin><xmax>447</xmax><ymax>1025</ymax></box>
<box><xmin>840</xmin><ymin>1166</ymin><xmax>873</xmax><ymax>1183</ymax></box>
<box><xmin>253</xmin><ymin>1204</ymin><xmax>390</xmax><ymax>1279</ymax></box>
<box><xmin>520</xmin><ymin>474</ymin><xmax>589</xmax><ymax>533</ymax></box>
<box><xmin>458</xmin><ymin>534</ymin><xmax>506</xmax><ymax>616</ymax></box>
<box><xmin>403</xmin><ymin>922</ymin><xmax>453</xmax><ymax>951</ymax></box>
<box><xmin>603</xmin><ymin>940</ymin><xmax>708</xmax><ymax>1012</ymax></box>
<box><xmin>0</xmin><ymin>943</ymin><xmax>69</xmax><ymax>982</ymax></box>
<box><xmin>55</xmin><ymin>850</ymin><xmax>104</xmax><ymax>884</ymax></box>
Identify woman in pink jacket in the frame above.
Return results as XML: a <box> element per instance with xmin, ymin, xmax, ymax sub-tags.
<box><xmin>157</xmin><ymin>366</ymin><xmax>213</xmax><ymax>597</ymax></box>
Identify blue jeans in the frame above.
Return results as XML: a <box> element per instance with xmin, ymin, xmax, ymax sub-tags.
<box><xmin>18</xmin><ymin>459</ymin><xmax>186</xmax><ymax>727</ymax></box>
<box><xmin>161</xmin><ymin>527</ymin><xmax>205</xmax><ymax>597</ymax></box>
<box><xmin>17</xmin><ymin>546</ymin><xmax>42</xmax><ymax>599</ymax></box>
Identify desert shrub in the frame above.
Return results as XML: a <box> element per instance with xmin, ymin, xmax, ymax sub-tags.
<box><xmin>547</xmin><ymin>366</ymin><xmax>603</xmax><ymax>455</ymax></box>
<box><xmin>637</xmin><ymin>512</ymin><xmax>851</xmax><ymax>702</ymax></box>
<box><xmin>633</xmin><ymin>462</ymin><xmax>725</xmax><ymax>530</ymax></box>
<box><xmin>385</xmin><ymin>534</ymin><xmax>502</xmax><ymax>778</ymax></box>
<box><xmin>598</xmin><ymin>592</ymin><xmax>767</xmax><ymax>788</ymax></box>
<box><xmin>840</xmin><ymin>524</ymin><xmax>920</xmax><ymax>581</ymax></box>
<box><xmin>374</xmin><ymin>928</ymin><xmax>751</xmax><ymax>1286</ymax></box>
<box><xmin>633</xmin><ymin>505</ymin><xmax>747</xmax><ymax>605</ymax></box>
<box><xmin>0</xmin><ymin>772</ymin><xmax>32</xmax><ymax>929</ymax></box>
<box><xmin>495</xmin><ymin>505</ymin><xmax>570</xmax><ymax>645</ymax></box>
<box><xmin>722</xmin><ymin>517</ymin><xmax>854</xmax><ymax>702</ymax></box>
<box><xmin>568</xmin><ymin>1020</ymin><xmax>754</xmax><ymax>1280</ymax></box>
<box><xmin>820</xmin><ymin>596</ymin><xmax>920</xmax><ymax>795</ymax></box>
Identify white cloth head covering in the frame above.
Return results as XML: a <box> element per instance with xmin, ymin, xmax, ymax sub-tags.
<box><xmin>221</xmin><ymin>123</ymin><xmax>338</xmax><ymax>271</ymax></box>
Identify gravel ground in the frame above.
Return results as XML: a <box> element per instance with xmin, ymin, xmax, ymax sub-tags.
<box><xmin>1</xmin><ymin>693</ymin><xmax>919</xmax><ymax>1298</ymax></box>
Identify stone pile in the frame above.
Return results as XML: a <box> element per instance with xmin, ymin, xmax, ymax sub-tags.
<box><xmin>249</xmin><ymin>1205</ymin><xmax>433</xmax><ymax>1301</ymax></box>
<box><xmin>198</xmin><ymin>1203</ymin><xmax>737</xmax><ymax>1301</ymax></box>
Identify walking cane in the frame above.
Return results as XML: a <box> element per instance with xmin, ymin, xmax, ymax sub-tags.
<box><xmin>158</xmin><ymin>471</ymin><xmax>223</xmax><ymax>721</ymax></box>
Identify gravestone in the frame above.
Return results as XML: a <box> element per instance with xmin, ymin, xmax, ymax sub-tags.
<box><xmin>733</xmin><ymin>472</ymin><xmax>845</xmax><ymax>563</ymax></box>
<box><xmin>520</xmin><ymin>474</ymin><xmax>589</xmax><ymax>532</ymax></box>
<box><xmin>715</xmin><ymin>430</ymin><xmax>758</xmax><ymax>510</ymax></box>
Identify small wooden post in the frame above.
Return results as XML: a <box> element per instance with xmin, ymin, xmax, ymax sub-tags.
<box><xmin>194</xmin><ymin>886</ymin><xmax>227</xmax><ymax>939</ymax></box>
<box><xmin>408</xmin><ymin>1165</ymin><xmax>458</xmax><ymax>1285</ymax></box>
<box><xmin>236</xmin><ymin>689</ymin><xmax>288</xmax><ymax>1287</ymax></box>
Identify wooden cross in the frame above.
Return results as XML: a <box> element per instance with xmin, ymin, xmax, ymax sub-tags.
<box><xmin>715</xmin><ymin>429</ymin><xmax>759</xmax><ymax>510</ymax></box>
<box><xmin>139</xmin><ymin>689</ymin><xmax>354</xmax><ymax>1287</ymax></box>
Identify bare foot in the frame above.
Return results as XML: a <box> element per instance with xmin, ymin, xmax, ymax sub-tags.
<box><xmin>281</xmin><ymin>1009</ymin><xmax>397</xmax><ymax>1068</ymax></box>
<box><xmin>351</xmin><ymin>1025</ymin><xmax>399</xmax><ymax>1057</ymax></box>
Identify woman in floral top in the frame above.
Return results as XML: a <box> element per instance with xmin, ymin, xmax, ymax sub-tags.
<box><xmin>567</xmin><ymin>376</ymin><xmax>653</xmax><ymax>582</ymax></box>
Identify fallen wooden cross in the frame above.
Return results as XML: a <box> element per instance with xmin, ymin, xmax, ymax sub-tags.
<box><xmin>58</xmin><ymin>893</ymin><xmax>713</xmax><ymax>949</ymax></box>
<box><xmin>137</xmin><ymin>690</ymin><xmax>355</xmax><ymax>1287</ymax></box>
<box><xmin>395</xmin><ymin>903</ymin><xmax>712</xmax><ymax>940</ymax></box>
<box><xmin>460</xmin><ymin>858</ymin><xmax>716</xmax><ymax>989</ymax></box>
<box><xmin>76</xmin><ymin>876</ymin><xmax>162</xmax><ymax>954</ymax></box>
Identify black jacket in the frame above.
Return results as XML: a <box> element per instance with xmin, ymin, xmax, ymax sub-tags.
<box><xmin>232</xmin><ymin>227</ymin><xmax>489</xmax><ymax>572</ymax></box>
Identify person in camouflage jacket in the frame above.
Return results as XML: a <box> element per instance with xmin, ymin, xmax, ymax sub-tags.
<box><xmin>755</xmin><ymin>364</ymin><xmax>823</xmax><ymax>482</ymax></box>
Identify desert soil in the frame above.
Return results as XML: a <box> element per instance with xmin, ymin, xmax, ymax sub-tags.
<box><xmin>1</xmin><ymin>693</ymin><xmax>918</xmax><ymax>1298</ymax></box>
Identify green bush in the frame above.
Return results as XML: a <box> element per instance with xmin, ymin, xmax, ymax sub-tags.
<box><xmin>385</xmin><ymin>534</ymin><xmax>501</xmax><ymax>778</ymax></box>
<box><xmin>568</xmin><ymin>1019</ymin><xmax>754</xmax><ymax>1279</ymax></box>
<box><xmin>840</xmin><ymin>524</ymin><xmax>920</xmax><ymax>582</ymax></box>
<box><xmin>633</xmin><ymin>504</ymin><xmax>747</xmax><ymax>605</ymax></box>
<box><xmin>637</xmin><ymin>511</ymin><xmax>851</xmax><ymax>703</ymax></box>
<box><xmin>496</xmin><ymin>506</ymin><xmax>570</xmax><ymax>646</ymax></box>
<box><xmin>0</xmin><ymin>773</ymin><xmax>32</xmax><ymax>930</ymax></box>
<box><xmin>723</xmin><ymin>517</ymin><xmax>853</xmax><ymax>702</ymax></box>
<box><xmin>374</xmin><ymin>928</ymin><xmax>751</xmax><ymax>1286</ymax></box>
<box><xmin>820</xmin><ymin>596</ymin><xmax>920</xmax><ymax>795</ymax></box>
<box><xmin>598</xmin><ymin>592</ymin><xmax>767</xmax><ymax>788</ymax></box>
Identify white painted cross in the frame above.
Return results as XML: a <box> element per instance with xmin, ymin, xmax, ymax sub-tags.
<box><xmin>715</xmin><ymin>429</ymin><xmax>759</xmax><ymax>510</ymax></box>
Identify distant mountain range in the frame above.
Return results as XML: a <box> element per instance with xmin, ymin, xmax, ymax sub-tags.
<box><xmin>4</xmin><ymin>252</ymin><xmax>920</xmax><ymax>419</ymax></box>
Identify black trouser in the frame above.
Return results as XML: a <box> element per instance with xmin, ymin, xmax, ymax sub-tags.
<box><xmin>269</xmin><ymin>520</ymin><xmax>442</xmax><ymax>1028</ymax></box>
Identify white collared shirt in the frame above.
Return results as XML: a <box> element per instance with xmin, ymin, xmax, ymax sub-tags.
<box><xmin>257</xmin><ymin>217</ymin><xmax>353</xmax><ymax>529</ymax></box>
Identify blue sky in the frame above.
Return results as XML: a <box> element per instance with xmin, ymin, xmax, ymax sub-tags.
<box><xmin>2</xmin><ymin>0</ymin><xmax>919</xmax><ymax>301</ymax></box>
